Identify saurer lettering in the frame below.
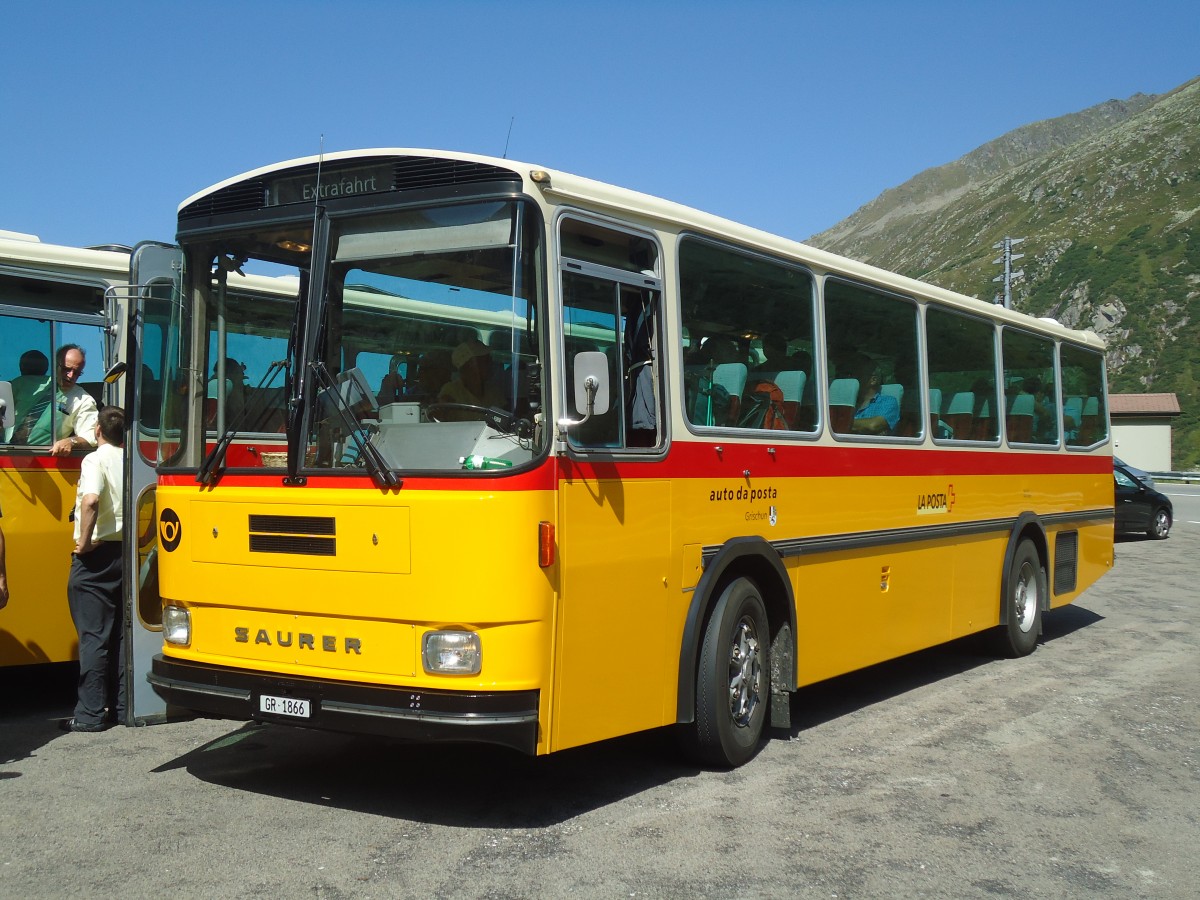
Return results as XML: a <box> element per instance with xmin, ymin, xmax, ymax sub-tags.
<box><xmin>234</xmin><ymin>627</ymin><xmax>362</xmax><ymax>654</ymax></box>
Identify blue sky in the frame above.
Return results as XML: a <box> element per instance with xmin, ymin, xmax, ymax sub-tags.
<box><xmin>2</xmin><ymin>1</ymin><xmax>1197</xmax><ymax>251</ymax></box>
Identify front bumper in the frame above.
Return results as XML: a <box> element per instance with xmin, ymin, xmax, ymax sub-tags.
<box><xmin>149</xmin><ymin>655</ymin><xmax>539</xmax><ymax>754</ymax></box>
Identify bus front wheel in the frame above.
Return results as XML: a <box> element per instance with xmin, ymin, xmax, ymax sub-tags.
<box><xmin>994</xmin><ymin>539</ymin><xmax>1044</xmax><ymax>658</ymax></box>
<box><xmin>686</xmin><ymin>577</ymin><xmax>769</xmax><ymax>768</ymax></box>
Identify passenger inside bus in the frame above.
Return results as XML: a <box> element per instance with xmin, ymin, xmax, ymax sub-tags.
<box><xmin>7</xmin><ymin>349</ymin><xmax>52</xmax><ymax>444</ymax></box>
<box><xmin>48</xmin><ymin>345</ymin><xmax>99</xmax><ymax>455</ymax></box>
<box><xmin>684</xmin><ymin>337</ymin><xmax>742</xmax><ymax>426</ymax></box>
<box><xmin>757</xmin><ymin>333</ymin><xmax>804</xmax><ymax>373</ymax></box>
<box><xmin>845</xmin><ymin>351</ymin><xmax>900</xmax><ymax>435</ymax></box>
<box><xmin>1023</xmin><ymin>376</ymin><xmax>1057</xmax><ymax>443</ymax></box>
<box><xmin>410</xmin><ymin>351</ymin><xmax>453</xmax><ymax>403</ymax></box>
<box><xmin>434</xmin><ymin>339</ymin><xmax>504</xmax><ymax>418</ymax></box>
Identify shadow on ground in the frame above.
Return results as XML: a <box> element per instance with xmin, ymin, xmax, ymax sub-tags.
<box><xmin>144</xmin><ymin>604</ymin><xmax>1103</xmax><ymax>826</ymax></box>
<box><xmin>0</xmin><ymin>662</ymin><xmax>76</xmax><ymax>766</ymax></box>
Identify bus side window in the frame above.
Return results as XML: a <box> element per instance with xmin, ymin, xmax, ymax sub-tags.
<box><xmin>824</xmin><ymin>280</ymin><xmax>919</xmax><ymax>439</ymax></box>
<box><xmin>560</xmin><ymin>217</ymin><xmax>662</xmax><ymax>452</ymax></box>
<box><xmin>563</xmin><ymin>274</ymin><xmax>622</xmax><ymax>448</ymax></box>
<box><xmin>1002</xmin><ymin>328</ymin><xmax>1059</xmax><ymax>446</ymax></box>
<box><xmin>1061</xmin><ymin>344</ymin><xmax>1107</xmax><ymax>447</ymax></box>
<box><xmin>926</xmin><ymin>306</ymin><xmax>999</xmax><ymax>443</ymax></box>
<box><xmin>0</xmin><ymin>316</ymin><xmax>54</xmax><ymax>446</ymax></box>
<box><xmin>678</xmin><ymin>237</ymin><xmax>817</xmax><ymax>434</ymax></box>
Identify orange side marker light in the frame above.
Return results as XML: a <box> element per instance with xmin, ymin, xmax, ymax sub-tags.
<box><xmin>538</xmin><ymin>521</ymin><xmax>555</xmax><ymax>568</ymax></box>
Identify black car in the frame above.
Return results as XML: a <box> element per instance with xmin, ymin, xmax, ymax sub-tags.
<box><xmin>1114</xmin><ymin>455</ymin><xmax>1156</xmax><ymax>488</ymax></box>
<box><xmin>1114</xmin><ymin>464</ymin><xmax>1173</xmax><ymax>539</ymax></box>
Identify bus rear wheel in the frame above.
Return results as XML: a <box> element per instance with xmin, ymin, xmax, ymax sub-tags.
<box><xmin>993</xmin><ymin>539</ymin><xmax>1044</xmax><ymax>658</ymax></box>
<box><xmin>686</xmin><ymin>577</ymin><xmax>769</xmax><ymax>768</ymax></box>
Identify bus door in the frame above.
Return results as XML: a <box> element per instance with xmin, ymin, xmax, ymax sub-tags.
<box><xmin>554</xmin><ymin>251</ymin><xmax>670</xmax><ymax>751</ymax></box>
<box><xmin>121</xmin><ymin>242</ymin><xmax>185</xmax><ymax>724</ymax></box>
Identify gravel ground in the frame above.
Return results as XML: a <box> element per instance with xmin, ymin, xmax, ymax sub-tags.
<box><xmin>2</xmin><ymin>528</ymin><xmax>1197</xmax><ymax>899</ymax></box>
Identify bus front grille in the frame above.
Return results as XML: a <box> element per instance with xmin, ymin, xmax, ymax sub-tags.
<box><xmin>248</xmin><ymin>514</ymin><xmax>336</xmax><ymax>557</ymax></box>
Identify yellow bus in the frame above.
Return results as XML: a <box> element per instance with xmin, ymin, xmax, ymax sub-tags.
<box><xmin>0</xmin><ymin>232</ymin><xmax>131</xmax><ymax>668</ymax></box>
<box><xmin>142</xmin><ymin>150</ymin><xmax>1113</xmax><ymax>765</ymax></box>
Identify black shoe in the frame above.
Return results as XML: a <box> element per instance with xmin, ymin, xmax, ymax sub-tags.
<box><xmin>59</xmin><ymin>718</ymin><xmax>111</xmax><ymax>733</ymax></box>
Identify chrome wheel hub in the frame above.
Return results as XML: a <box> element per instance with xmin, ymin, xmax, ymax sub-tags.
<box><xmin>727</xmin><ymin>618</ymin><xmax>762</xmax><ymax>727</ymax></box>
<box><xmin>1014</xmin><ymin>561</ymin><xmax>1038</xmax><ymax>633</ymax></box>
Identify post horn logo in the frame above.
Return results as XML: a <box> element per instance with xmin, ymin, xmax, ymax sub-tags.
<box><xmin>159</xmin><ymin>508</ymin><xmax>182</xmax><ymax>552</ymax></box>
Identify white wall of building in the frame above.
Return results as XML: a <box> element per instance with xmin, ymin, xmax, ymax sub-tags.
<box><xmin>1112</xmin><ymin>420</ymin><xmax>1173</xmax><ymax>471</ymax></box>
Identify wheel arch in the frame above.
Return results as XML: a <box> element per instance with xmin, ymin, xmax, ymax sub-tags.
<box><xmin>999</xmin><ymin>513</ymin><xmax>1049</xmax><ymax>625</ymax></box>
<box><xmin>675</xmin><ymin>536</ymin><xmax>795</xmax><ymax>725</ymax></box>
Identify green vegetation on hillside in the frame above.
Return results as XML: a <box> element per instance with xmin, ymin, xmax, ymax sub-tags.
<box><xmin>811</xmin><ymin>77</ymin><xmax>1200</xmax><ymax>469</ymax></box>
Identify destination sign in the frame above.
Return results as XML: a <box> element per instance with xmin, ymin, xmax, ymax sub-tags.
<box><xmin>267</xmin><ymin>163</ymin><xmax>393</xmax><ymax>207</ymax></box>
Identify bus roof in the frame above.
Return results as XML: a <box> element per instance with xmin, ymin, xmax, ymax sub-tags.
<box><xmin>0</xmin><ymin>234</ymin><xmax>132</xmax><ymax>282</ymax></box>
<box><xmin>179</xmin><ymin>148</ymin><xmax>1105</xmax><ymax>352</ymax></box>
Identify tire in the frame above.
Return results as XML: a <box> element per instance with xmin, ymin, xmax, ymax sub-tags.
<box><xmin>1149</xmin><ymin>507</ymin><xmax>1172</xmax><ymax>540</ymax></box>
<box><xmin>686</xmin><ymin>577</ymin><xmax>769</xmax><ymax>767</ymax></box>
<box><xmin>992</xmin><ymin>540</ymin><xmax>1045</xmax><ymax>658</ymax></box>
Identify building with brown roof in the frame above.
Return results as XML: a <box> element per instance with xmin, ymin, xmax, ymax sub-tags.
<box><xmin>1109</xmin><ymin>393</ymin><xmax>1181</xmax><ymax>471</ymax></box>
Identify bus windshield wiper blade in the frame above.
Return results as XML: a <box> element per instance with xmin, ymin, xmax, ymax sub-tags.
<box><xmin>310</xmin><ymin>362</ymin><xmax>402</xmax><ymax>490</ymax></box>
<box><xmin>196</xmin><ymin>427</ymin><xmax>236</xmax><ymax>486</ymax></box>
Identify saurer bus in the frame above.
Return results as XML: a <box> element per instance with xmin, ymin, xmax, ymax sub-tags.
<box><xmin>134</xmin><ymin>150</ymin><xmax>1113</xmax><ymax>765</ymax></box>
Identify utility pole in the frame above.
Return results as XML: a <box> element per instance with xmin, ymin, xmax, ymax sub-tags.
<box><xmin>992</xmin><ymin>237</ymin><xmax>1025</xmax><ymax>309</ymax></box>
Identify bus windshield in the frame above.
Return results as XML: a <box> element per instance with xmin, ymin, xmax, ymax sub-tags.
<box><xmin>177</xmin><ymin>198</ymin><xmax>547</xmax><ymax>475</ymax></box>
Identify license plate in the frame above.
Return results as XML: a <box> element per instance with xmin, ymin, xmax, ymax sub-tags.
<box><xmin>259</xmin><ymin>694</ymin><xmax>311</xmax><ymax>718</ymax></box>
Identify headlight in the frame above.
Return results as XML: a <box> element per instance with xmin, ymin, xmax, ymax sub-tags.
<box><xmin>163</xmin><ymin>606</ymin><xmax>191</xmax><ymax>646</ymax></box>
<box><xmin>422</xmin><ymin>631</ymin><xmax>481</xmax><ymax>675</ymax></box>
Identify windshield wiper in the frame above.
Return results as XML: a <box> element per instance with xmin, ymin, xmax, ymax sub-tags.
<box><xmin>196</xmin><ymin>360</ymin><xmax>287</xmax><ymax>486</ymax></box>
<box><xmin>309</xmin><ymin>361</ymin><xmax>402</xmax><ymax>490</ymax></box>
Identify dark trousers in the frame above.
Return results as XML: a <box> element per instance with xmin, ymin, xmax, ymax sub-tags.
<box><xmin>66</xmin><ymin>541</ymin><xmax>126</xmax><ymax>725</ymax></box>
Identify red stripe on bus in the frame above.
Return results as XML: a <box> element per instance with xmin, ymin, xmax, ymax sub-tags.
<box><xmin>642</xmin><ymin>441</ymin><xmax>1112</xmax><ymax>478</ymax></box>
<box><xmin>0</xmin><ymin>454</ymin><xmax>83</xmax><ymax>471</ymax></box>
<box><xmin>158</xmin><ymin>460</ymin><xmax>562</xmax><ymax>492</ymax></box>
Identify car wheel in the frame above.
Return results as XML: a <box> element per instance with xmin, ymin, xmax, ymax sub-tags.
<box><xmin>1149</xmin><ymin>507</ymin><xmax>1172</xmax><ymax>540</ymax></box>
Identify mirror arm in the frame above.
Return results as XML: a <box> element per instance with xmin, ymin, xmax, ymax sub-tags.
<box><xmin>556</xmin><ymin>377</ymin><xmax>598</xmax><ymax>430</ymax></box>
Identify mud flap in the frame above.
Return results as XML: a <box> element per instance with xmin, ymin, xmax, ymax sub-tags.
<box><xmin>769</xmin><ymin>622</ymin><xmax>793</xmax><ymax>731</ymax></box>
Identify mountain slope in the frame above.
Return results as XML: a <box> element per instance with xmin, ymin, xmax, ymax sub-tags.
<box><xmin>810</xmin><ymin>77</ymin><xmax>1200</xmax><ymax>468</ymax></box>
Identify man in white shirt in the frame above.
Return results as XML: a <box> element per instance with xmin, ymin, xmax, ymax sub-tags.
<box><xmin>63</xmin><ymin>405</ymin><xmax>125</xmax><ymax>732</ymax></box>
<box><xmin>49</xmin><ymin>344</ymin><xmax>99</xmax><ymax>456</ymax></box>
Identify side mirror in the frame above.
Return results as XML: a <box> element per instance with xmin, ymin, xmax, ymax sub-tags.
<box><xmin>573</xmin><ymin>351</ymin><xmax>610</xmax><ymax>416</ymax></box>
<box><xmin>558</xmin><ymin>351</ymin><xmax>610</xmax><ymax>430</ymax></box>
<box><xmin>103</xmin><ymin>361</ymin><xmax>128</xmax><ymax>384</ymax></box>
